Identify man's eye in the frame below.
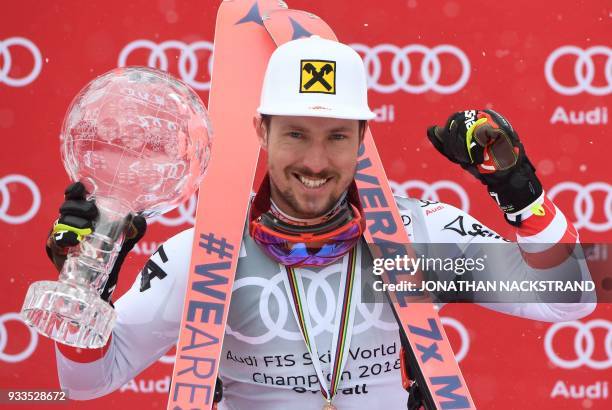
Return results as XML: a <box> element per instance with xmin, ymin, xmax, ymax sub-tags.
<box><xmin>330</xmin><ymin>134</ymin><xmax>347</xmax><ymax>140</ymax></box>
<box><xmin>288</xmin><ymin>131</ymin><xmax>302</xmax><ymax>138</ymax></box>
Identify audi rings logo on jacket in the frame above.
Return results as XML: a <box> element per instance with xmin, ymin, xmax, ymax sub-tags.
<box><xmin>226</xmin><ymin>264</ymin><xmax>398</xmax><ymax>344</ymax></box>
<box><xmin>545</xmin><ymin>46</ymin><xmax>612</xmax><ymax>96</ymax></box>
<box><xmin>118</xmin><ymin>40</ymin><xmax>214</xmax><ymax>91</ymax></box>
<box><xmin>0</xmin><ymin>312</ymin><xmax>39</xmax><ymax>363</ymax></box>
<box><xmin>0</xmin><ymin>174</ymin><xmax>41</xmax><ymax>225</ymax></box>
<box><xmin>350</xmin><ymin>43</ymin><xmax>470</xmax><ymax>94</ymax></box>
<box><xmin>390</xmin><ymin>180</ymin><xmax>470</xmax><ymax>212</ymax></box>
<box><xmin>548</xmin><ymin>181</ymin><xmax>612</xmax><ymax>232</ymax></box>
<box><xmin>544</xmin><ymin>319</ymin><xmax>612</xmax><ymax>370</ymax></box>
<box><xmin>0</xmin><ymin>37</ymin><xmax>42</xmax><ymax>87</ymax></box>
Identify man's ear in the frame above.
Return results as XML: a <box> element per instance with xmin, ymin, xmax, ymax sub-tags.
<box><xmin>253</xmin><ymin>115</ymin><xmax>268</xmax><ymax>151</ymax></box>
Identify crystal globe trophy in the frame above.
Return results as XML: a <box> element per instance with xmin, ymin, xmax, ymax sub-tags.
<box><xmin>21</xmin><ymin>67</ymin><xmax>212</xmax><ymax>348</ymax></box>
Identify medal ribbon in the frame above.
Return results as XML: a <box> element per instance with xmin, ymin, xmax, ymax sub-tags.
<box><xmin>282</xmin><ymin>246</ymin><xmax>360</xmax><ymax>405</ymax></box>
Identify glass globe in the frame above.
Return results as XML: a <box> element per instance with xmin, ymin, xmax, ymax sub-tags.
<box><xmin>61</xmin><ymin>66</ymin><xmax>212</xmax><ymax>216</ymax></box>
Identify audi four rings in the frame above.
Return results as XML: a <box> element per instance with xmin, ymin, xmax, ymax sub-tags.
<box><xmin>545</xmin><ymin>45</ymin><xmax>612</xmax><ymax>96</ymax></box>
<box><xmin>545</xmin><ymin>319</ymin><xmax>612</xmax><ymax>370</ymax></box>
<box><xmin>227</xmin><ymin>264</ymin><xmax>398</xmax><ymax>344</ymax></box>
<box><xmin>118</xmin><ymin>40</ymin><xmax>215</xmax><ymax>91</ymax></box>
<box><xmin>0</xmin><ymin>37</ymin><xmax>42</xmax><ymax>87</ymax></box>
<box><xmin>350</xmin><ymin>43</ymin><xmax>471</xmax><ymax>94</ymax></box>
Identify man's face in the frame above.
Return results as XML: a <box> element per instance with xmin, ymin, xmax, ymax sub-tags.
<box><xmin>256</xmin><ymin>115</ymin><xmax>363</xmax><ymax>219</ymax></box>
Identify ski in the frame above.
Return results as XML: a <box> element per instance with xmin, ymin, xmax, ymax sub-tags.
<box><xmin>260</xmin><ymin>6</ymin><xmax>476</xmax><ymax>410</ymax></box>
<box><xmin>167</xmin><ymin>1</ymin><xmax>282</xmax><ymax>409</ymax></box>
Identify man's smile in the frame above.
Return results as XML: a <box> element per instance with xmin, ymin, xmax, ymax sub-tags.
<box><xmin>293</xmin><ymin>173</ymin><xmax>332</xmax><ymax>189</ymax></box>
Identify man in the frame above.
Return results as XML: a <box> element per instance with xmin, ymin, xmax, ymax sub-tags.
<box><xmin>49</xmin><ymin>37</ymin><xmax>595</xmax><ymax>409</ymax></box>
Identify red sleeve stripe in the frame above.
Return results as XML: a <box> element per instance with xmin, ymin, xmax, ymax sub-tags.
<box><xmin>517</xmin><ymin>204</ymin><xmax>580</xmax><ymax>270</ymax></box>
<box><xmin>56</xmin><ymin>334</ymin><xmax>112</xmax><ymax>364</ymax></box>
<box><xmin>517</xmin><ymin>206</ymin><xmax>567</xmax><ymax>251</ymax></box>
<box><xmin>516</xmin><ymin>196</ymin><xmax>558</xmax><ymax>238</ymax></box>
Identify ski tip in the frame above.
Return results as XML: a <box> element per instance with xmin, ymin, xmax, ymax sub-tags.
<box><xmin>262</xmin><ymin>8</ymin><xmax>338</xmax><ymax>45</ymax></box>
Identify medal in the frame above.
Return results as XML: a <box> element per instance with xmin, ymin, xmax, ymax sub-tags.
<box><xmin>322</xmin><ymin>400</ymin><xmax>337</xmax><ymax>410</ymax></box>
<box><xmin>283</xmin><ymin>247</ymin><xmax>360</xmax><ymax>409</ymax></box>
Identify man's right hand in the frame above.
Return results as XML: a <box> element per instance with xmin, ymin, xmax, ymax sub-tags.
<box><xmin>46</xmin><ymin>181</ymin><xmax>98</xmax><ymax>271</ymax></box>
<box><xmin>46</xmin><ymin>181</ymin><xmax>147</xmax><ymax>304</ymax></box>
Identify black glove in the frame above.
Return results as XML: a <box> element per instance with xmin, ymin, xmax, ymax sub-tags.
<box><xmin>46</xmin><ymin>182</ymin><xmax>98</xmax><ymax>269</ymax></box>
<box><xmin>427</xmin><ymin>109</ymin><xmax>542</xmax><ymax>218</ymax></box>
<box><xmin>46</xmin><ymin>182</ymin><xmax>147</xmax><ymax>304</ymax></box>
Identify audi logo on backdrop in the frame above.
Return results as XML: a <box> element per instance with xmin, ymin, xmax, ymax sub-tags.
<box><xmin>0</xmin><ymin>312</ymin><xmax>39</xmax><ymax>363</ymax></box>
<box><xmin>350</xmin><ymin>43</ymin><xmax>470</xmax><ymax>94</ymax></box>
<box><xmin>118</xmin><ymin>40</ymin><xmax>214</xmax><ymax>91</ymax></box>
<box><xmin>0</xmin><ymin>37</ymin><xmax>42</xmax><ymax>87</ymax></box>
<box><xmin>0</xmin><ymin>174</ymin><xmax>41</xmax><ymax>225</ymax></box>
<box><xmin>544</xmin><ymin>319</ymin><xmax>612</xmax><ymax>370</ymax></box>
<box><xmin>390</xmin><ymin>180</ymin><xmax>470</xmax><ymax>212</ymax></box>
<box><xmin>545</xmin><ymin>45</ymin><xmax>612</xmax><ymax>96</ymax></box>
<box><xmin>548</xmin><ymin>181</ymin><xmax>612</xmax><ymax>232</ymax></box>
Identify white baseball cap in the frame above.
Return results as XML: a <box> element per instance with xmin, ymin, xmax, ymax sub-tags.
<box><xmin>257</xmin><ymin>36</ymin><xmax>375</xmax><ymax>120</ymax></box>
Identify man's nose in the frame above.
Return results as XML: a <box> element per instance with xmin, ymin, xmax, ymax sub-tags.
<box><xmin>300</xmin><ymin>140</ymin><xmax>330</xmax><ymax>174</ymax></box>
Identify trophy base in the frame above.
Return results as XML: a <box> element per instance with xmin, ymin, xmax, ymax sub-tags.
<box><xmin>21</xmin><ymin>280</ymin><xmax>116</xmax><ymax>349</ymax></box>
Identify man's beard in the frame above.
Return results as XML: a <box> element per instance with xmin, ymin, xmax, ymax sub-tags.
<box><xmin>278</xmin><ymin>185</ymin><xmax>339</xmax><ymax>219</ymax></box>
<box><xmin>270</xmin><ymin>165</ymin><xmax>355</xmax><ymax>219</ymax></box>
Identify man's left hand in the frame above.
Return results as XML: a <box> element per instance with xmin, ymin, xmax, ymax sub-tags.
<box><xmin>426</xmin><ymin>109</ymin><xmax>543</xmax><ymax>218</ymax></box>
